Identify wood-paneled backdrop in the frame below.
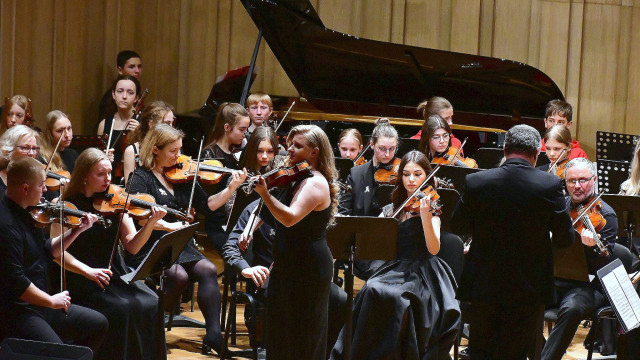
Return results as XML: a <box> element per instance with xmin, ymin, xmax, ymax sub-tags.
<box><xmin>1</xmin><ymin>0</ymin><xmax>640</xmax><ymax>157</ymax></box>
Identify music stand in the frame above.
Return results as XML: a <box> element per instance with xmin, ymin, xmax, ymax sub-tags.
<box><xmin>376</xmin><ymin>184</ymin><xmax>394</xmax><ymax>208</ymax></box>
<box><xmin>553</xmin><ymin>235</ymin><xmax>590</xmax><ymax>283</ymax></box>
<box><xmin>602</xmin><ymin>194</ymin><xmax>640</xmax><ymax>251</ymax></box>
<box><xmin>327</xmin><ymin>216</ymin><xmax>398</xmax><ymax>360</ymax></box>
<box><xmin>435</xmin><ymin>165</ymin><xmax>482</xmax><ymax>192</ymax></box>
<box><xmin>0</xmin><ymin>338</ymin><xmax>93</xmax><ymax>360</ymax></box>
<box><xmin>398</xmin><ymin>138</ymin><xmax>420</xmax><ymax>158</ymax></box>
<box><xmin>334</xmin><ymin>157</ymin><xmax>355</xmax><ymax>183</ymax></box>
<box><xmin>475</xmin><ymin>147</ymin><xmax>504</xmax><ymax>169</ymax></box>
<box><xmin>437</xmin><ymin>188</ymin><xmax>461</xmax><ymax>233</ymax></box>
<box><xmin>69</xmin><ymin>135</ymin><xmax>107</xmax><ymax>153</ymax></box>
<box><xmin>598</xmin><ymin>160</ymin><xmax>631</xmax><ymax>194</ymax></box>
<box><xmin>596</xmin><ymin>131</ymin><xmax>638</xmax><ymax>162</ymax></box>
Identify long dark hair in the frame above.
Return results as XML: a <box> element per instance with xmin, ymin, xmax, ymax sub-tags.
<box><xmin>239</xmin><ymin>126</ymin><xmax>279</xmax><ymax>174</ymax></box>
<box><xmin>391</xmin><ymin>150</ymin><xmax>434</xmax><ymax>210</ymax></box>
<box><xmin>418</xmin><ymin>114</ymin><xmax>451</xmax><ymax>158</ymax></box>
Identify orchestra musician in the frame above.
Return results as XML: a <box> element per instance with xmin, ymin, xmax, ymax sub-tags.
<box><xmin>331</xmin><ymin>150</ymin><xmax>460</xmax><ymax>359</ymax></box>
<box><xmin>0</xmin><ymin>156</ymin><xmax>108</xmax><ymax>352</ymax></box>
<box><xmin>620</xmin><ymin>140</ymin><xmax>640</xmax><ymax>196</ymax></box>
<box><xmin>336</xmin><ymin>128</ymin><xmax>364</xmax><ymax>163</ymax></box>
<box><xmin>419</xmin><ymin>114</ymin><xmax>477</xmax><ymax>168</ymax></box>
<box><xmin>0</xmin><ymin>125</ymin><xmax>41</xmax><ymax>194</ymax></box>
<box><xmin>248</xmin><ymin>124</ymin><xmax>338</xmax><ymax>359</ymax></box>
<box><xmin>541</xmin><ymin>100</ymin><xmax>588</xmax><ymax>159</ymax></box>
<box><xmin>451</xmin><ymin>124</ymin><xmax>574</xmax><ymax>360</ymax></box>
<box><xmin>410</xmin><ymin>96</ymin><xmax>463</xmax><ymax>151</ymax></box>
<box><xmin>39</xmin><ymin>110</ymin><xmax>78</xmax><ymax>173</ymax></box>
<box><xmin>122</xmin><ymin>100</ymin><xmax>175</xmax><ymax>184</ymax></box>
<box><xmin>97</xmin><ymin>50</ymin><xmax>143</xmax><ymax>126</ymax></box>
<box><xmin>537</xmin><ymin>124</ymin><xmax>572</xmax><ymax>179</ymax></box>
<box><xmin>202</xmin><ymin>102</ymin><xmax>250</xmax><ymax>168</ymax></box>
<box><xmin>97</xmin><ymin>75</ymin><xmax>141</xmax><ymax>180</ymax></box>
<box><xmin>245</xmin><ymin>92</ymin><xmax>273</xmax><ymax>138</ymax></box>
<box><xmin>51</xmin><ymin>148</ymin><xmax>168</xmax><ymax>360</ymax></box>
<box><xmin>1</xmin><ymin>95</ymin><xmax>34</xmax><ymax>135</ymax></box>
<box><xmin>126</xmin><ymin>124</ymin><xmax>247</xmax><ymax>356</ymax></box>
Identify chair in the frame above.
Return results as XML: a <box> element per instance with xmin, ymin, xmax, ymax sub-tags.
<box><xmin>220</xmin><ymin>271</ymin><xmax>260</xmax><ymax>360</ymax></box>
<box><xmin>437</xmin><ymin>231</ymin><xmax>464</xmax><ymax>359</ymax></box>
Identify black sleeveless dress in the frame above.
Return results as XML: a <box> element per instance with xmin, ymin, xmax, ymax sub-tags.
<box><xmin>264</xmin><ymin>181</ymin><xmax>333</xmax><ymax>360</ymax></box>
<box><xmin>331</xmin><ymin>213</ymin><xmax>461</xmax><ymax>360</ymax></box>
<box><xmin>64</xmin><ymin>193</ymin><xmax>166</xmax><ymax>360</ymax></box>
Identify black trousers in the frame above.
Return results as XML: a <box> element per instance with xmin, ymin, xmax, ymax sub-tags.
<box><xmin>467</xmin><ymin>301</ymin><xmax>544</xmax><ymax>360</ymax></box>
<box><xmin>1</xmin><ymin>304</ymin><xmax>108</xmax><ymax>352</ymax></box>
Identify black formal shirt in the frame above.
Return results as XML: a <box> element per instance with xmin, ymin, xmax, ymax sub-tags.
<box><xmin>60</xmin><ymin>148</ymin><xmax>79</xmax><ymax>173</ymax></box>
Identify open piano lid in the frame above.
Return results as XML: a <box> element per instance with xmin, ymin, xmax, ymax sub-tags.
<box><xmin>240</xmin><ymin>0</ymin><xmax>564</xmax><ymax>119</ymax></box>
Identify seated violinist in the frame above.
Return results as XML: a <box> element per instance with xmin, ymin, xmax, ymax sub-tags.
<box><xmin>0</xmin><ymin>125</ymin><xmax>41</xmax><ymax>194</ymax></box>
<box><xmin>541</xmin><ymin>100</ymin><xmax>588</xmax><ymax>159</ymax></box>
<box><xmin>419</xmin><ymin>114</ymin><xmax>477</xmax><ymax>168</ymax></box>
<box><xmin>542</xmin><ymin>158</ymin><xmax>637</xmax><ymax>360</ymax></box>
<box><xmin>40</xmin><ymin>110</ymin><xmax>78</xmax><ymax>173</ymax></box>
<box><xmin>127</xmin><ymin>124</ymin><xmax>247</xmax><ymax>356</ymax></box>
<box><xmin>337</xmin><ymin>128</ymin><xmax>365</xmax><ymax>164</ymax></box>
<box><xmin>537</xmin><ymin>124</ymin><xmax>572</xmax><ymax>179</ymax></box>
<box><xmin>410</xmin><ymin>96</ymin><xmax>463</xmax><ymax>151</ymax></box>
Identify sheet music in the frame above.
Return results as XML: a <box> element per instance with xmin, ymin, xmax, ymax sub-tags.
<box><xmin>601</xmin><ymin>265</ymin><xmax>640</xmax><ymax>332</ymax></box>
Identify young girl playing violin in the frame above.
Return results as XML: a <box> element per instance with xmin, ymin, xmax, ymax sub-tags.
<box><xmin>127</xmin><ymin>124</ymin><xmax>247</xmax><ymax>356</ymax></box>
<box><xmin>203</xmin><ymin>102</ymin><xmax>250</xmax><ymax>169</ymax></box>
<box><xmin>0</xmin><ymin>125</ymin><xmax>40</xmax><ymax>194</ymax></box>
<box><xmin>538</xmin><ymin>124</ymin><xmax>572</xmax><ymax>179</ymax></box>
<box><xmin>332</xmin><ymin>150</ymin><xmax>460</xmax><ymax>359</ymax></box>
<box><xmin>97</xmin><ymin>75</ymin><xmax>141</xmax><ymax>180</ymax></box>
<box><xmin>337</xmin><ymin>128</ymin><xmax>364</xmax><ymax>164</ymax></box>
<box><xmin>339</xmin><ymin>118</ymin><xmax>400</xmax><ymax>217</ymax></box>
<box><xmin>40</xmin><ymin>110</ymin><xmax>78</xmax><ymax>173</ymax></box>
<box><xmin>419</xmin><ymin>114</ymin><xmax>477</xmax><ymax>168</ymax></box>
<box><xmin>122</xmin><ymin>100</ymin><xmax>175</xmax><ymax>184</ymax></box>
<box><xmin>50</xmin><ymin>147</ymin><xmax>168</xmax><ymax>360</ymax></box>
<box><xmin>0</xmin><ymin>95</ymin><xmax>34</xmax><ymax>135</ymax></box>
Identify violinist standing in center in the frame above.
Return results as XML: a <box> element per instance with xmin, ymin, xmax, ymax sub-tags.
<box><xmin>451</xmin><ymin>124</ymin><xmax>574</xmax><ymax>360</ymax></box>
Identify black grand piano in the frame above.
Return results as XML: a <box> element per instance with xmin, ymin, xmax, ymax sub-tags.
<box><xmin>176</xmin><ymin>0</ymin><xmax>564</xmax><ymax>158</ymax></box>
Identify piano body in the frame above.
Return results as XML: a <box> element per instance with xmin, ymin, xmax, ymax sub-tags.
<box><xmin>176</xmin><ymin>0</ymin><xmax>564</xmax><ymax>158</ymax></box>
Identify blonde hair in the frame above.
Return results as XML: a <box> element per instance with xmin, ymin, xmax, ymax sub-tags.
<box><xmin>0</xmin><ymin>125</ymin><xmax>39</xmax><ymax>170</ymax></box>
<box><xmin>621</xmin><ymin>140</ymin><xmax>640</xmax><ymax>196</ymax></box>
<box><xmin>1</xmin><ymin>95</ymin><xmax>33</xmax><ymax>134</ymax></box>
<box><xmin>127</xmin><ymin>100</ymin><xmax>175</xmax><ymax>145</ymax></box>
<box><xmin>337</xmin><ymin>128</ymin><xmax>363</xmax><ymax>147</ymax></box>
<box><xmin>138</xmin><ymin>124</ymin><xmax>184</xmax><ymax>170</ymax></box>
<box><xmin>245</xmin><ymin>92</ymin><xmax>273</xmax><ymax>108</ymax></box>
<box><xmin>39</xmin><ymin>110</ymin><xmax>69</xmax><ymax>171</ymax></box>
<box><xmin>286</xmin><ymin>125</ymin><xmax>339</xmax><ymax>224</ymax></box>
<box><xmin>64</xmin><ymin>148</ymin><xmax>110</xmax><ymax>198</ymax></box>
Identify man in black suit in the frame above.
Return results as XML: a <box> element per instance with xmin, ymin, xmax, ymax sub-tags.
<box><xmin>451</xmin><ymin>124</ymin><xmax>574</xmax><ymax>360</ymax></box>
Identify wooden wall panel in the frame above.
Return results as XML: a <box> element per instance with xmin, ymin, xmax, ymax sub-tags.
<box><xmin>1</xmin><ymin>0</ymin><xmax>640</xmax><ymax>157</ymax></box>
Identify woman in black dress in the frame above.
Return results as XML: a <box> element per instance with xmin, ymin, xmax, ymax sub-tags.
<box><xmin>332</xmin><ymin>150</ymin><xmax>460</xmax><ymax>360</ymax></box>
<box><xmin>251</xmin><ymin>124</ymin><xmax>338</xmax><ymax>359</ymax></box>
<box><xmin>126</xmin><ymin>124</ymin><xmax>247</xmax><ymax>355</ymax></box>
<box><xmin>50</xmin><ymin>147</ymin><xmax>168</xmax><ymax>360</ymax></box>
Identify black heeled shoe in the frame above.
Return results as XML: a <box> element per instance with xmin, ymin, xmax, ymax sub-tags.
<box><xmin>201</xmin><ymin>336</ymin><xmax>226</xmax><ymax>358</ymax></box>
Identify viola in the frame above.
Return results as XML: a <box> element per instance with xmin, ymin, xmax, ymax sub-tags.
<box><xmin>402</xmin><ymin>186</ymin><xmax>442</xmax><ymax>216</ymax></box>
<box><xmin>432</xmin><ymin>146</ymin><xmax>478</xmax><ymax>168</ymax></box>
<box><xmin>93</xmin><ymin>184</ymin><xmax>194</xmax><ymax>222</ymax></box>
<box><xmin>164</xmin><ymin>155</ymin><xmax>239</xmax><ymax>185</ymax></box>
<box><xmin>569</xmin><ymin>190</ymin><xmax>609</xmax><ymax>256</ymax></box>
<box><xmin>45</xmin><ymin>169</ymin><xmax>71</xmax><ymax>192</ymax></box>
<box><xmin>244</xmin><ymin>161</ymin><xmax>313</xmax><ymax>194</ymax></box>
<box><xmin>30</xmin><ymin>199</ymin><xmax>111</xmax><ymax>228</ymax></box>
<box><xmin>373</xmin><ymin>158</ymin><xmax>401</xmax><ymax>185</ymax></box>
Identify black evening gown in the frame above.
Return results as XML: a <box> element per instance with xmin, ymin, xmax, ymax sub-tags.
<box><xmin>331</xmin><ymin>215</ymin><xmax>461</xmax><ymax>360</ymax></box>
<box><xmin>65</xmin><ymin>193</ymin><xmax>166</xmax><ymax>360</ymax></box>
<box><xmin>265</xmin><ymin>183</ymin><xmax>333</xmax><ymax>360</ymax></box>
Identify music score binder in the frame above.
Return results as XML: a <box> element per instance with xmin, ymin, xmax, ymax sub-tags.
<box><xmin>597</xmin><ymin>258</ymin><xmax>640</xmax><ymax>333</ymax></box>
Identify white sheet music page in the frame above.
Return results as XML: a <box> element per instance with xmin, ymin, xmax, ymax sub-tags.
<box><xmin>601</xmin><ymin>265</ymin><xmax>640</xmax><ymax>332</ymax></box>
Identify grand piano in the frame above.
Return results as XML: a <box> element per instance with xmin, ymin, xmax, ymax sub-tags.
<box><xmin>176</xmin><ymin>0</ymin><xmax>564</xmax><ymax>158</ymax></box>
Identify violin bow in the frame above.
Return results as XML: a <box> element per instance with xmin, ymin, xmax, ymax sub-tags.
<box><xmin>132</xmin><ymin>88</ymin><xmax>149</xmax><ymax>121</ymax></box>
<box><xmin>58</xmin><ymin>188</ymin><xmax>67</xmax><ymax>295</ymax></box>
<box><xmin>107</xmin><ymin>166</ymin><xmax>137</xmax><ymax>271</ymax></box>
<box><xmin>391</xmin><ymin>165</ymin><xmax>441</xmax><ymax>218</ymax></box>
<box><xmin>45</xmin><ymin>129</ymin><xmax>66</xmax><ymax>174</ymax></box>
<box><xmin>186</xmin><ymin>137</ymin><xmax>205</xmax><ymax>223</ymax></box>
<box><xmin>571</xmin><ymin>189</ymin><xmax>606</xmax><ymax>227</ymax></box>
<box><xmin>352</xmin><ymin>142</ymin><xmax>371</xmax><ymax>166</ymax></box>
<box><xmin>105</xmin><ymin>117</ymin><xmax>115</xmax><ymax>153</ymax></box>
<box><xmin>448</xmin><ymin>137</ymin><xmax>467</xmax><ymax>163</ymax></box>
<box><xmin>241</xmin><ymin>199</ymin><xmax>264</xmax><ymax>253</ymax></box>
<box><xmin>273</xmin><ymin>101</ymin><xmax>295</xmax><ymax>134</ymax></box>
<box><xmin>547</xmin><ymin>148</ymin><xmax>568</xmax><ymax>174</ymax></box>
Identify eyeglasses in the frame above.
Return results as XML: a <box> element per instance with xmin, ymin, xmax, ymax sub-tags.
<box><xmin>431</xmin><ymin>134</ymin><xmax>450</xmax><ymax>142</ymax></box>
<box><xmin>374</xmin><ymin>146</ymin><xmax>397</xmax><ymax>155</ymax></box>
<box><xmin>16</xmin><ymin>145</ymin><xmax>40</xmax><ymax>154</ymax></box>
<box><xmin>566</xmin><ymin>175</ymin><xmax>595</xmax><ymax>187</ymax></box>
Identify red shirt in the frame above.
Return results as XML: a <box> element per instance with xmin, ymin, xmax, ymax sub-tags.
<box><xmin>541</xmin><ymin>139</ymin><xmax>588</xmax><ymax>160</ymax></box>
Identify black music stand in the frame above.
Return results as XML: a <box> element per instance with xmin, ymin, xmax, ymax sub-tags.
<box><xmin>121</xmin><ymin>223</ymin><xmax>203</xmax><ymax>328</ymax></box>
<box><xmin>553</xmin><ymin>236</ymin><xmax>590</xmax><ymax>283</ymax></box>
<box><xmin>602</xmin><ymin>194</ymin><xmax>640</xmax><ymax>251</ymax></box>
<box><xmin>69</xmin><ymin>135</ymin><xmax>107</xmax><ymax>153</ymax></box>
<box><xmin>475</xmin><ymin>147</ymin><xmax>503</xmax><ymax>169</ymax></box>
<box><xmin>598</xmin><ymin>160</ymin><xmax>631</xmax><ymax>194</ymax></box>
<box><xmin>398</xmin><ymin>138</ymin><xmax>420</xmax><ymax>158</ymax></box>
<box><xmin>596</xmin><ymin>131</ymin><xmax>639</xmax><ymax>162</ymax></box>
<box><xmin>334</xmin><ymin>157</ymin><xmax>355</xmax><ymax>183</ymax></box>
<box><xmin>327</xmin><ymin>216</ymin><xmax>398</xmax><ymax>360</ymax></box>
<box><xmin>376</xmin><ymin>184</ymin><xmax>394</xmax><ymax>208</ymax></box>
<box><xmin>437</xmin><ymin>188</ymin><xmax>461</xmax><ymax>233</ymax></box>
<box><xmin>435</xmin><ymin>165</ymin><xmax>482</xmax><ymax>192</ymax></box>
<box><xmin>0</xmin><ymin>338</ymin><xmax>93</xmax><ymax>360</ymax></box>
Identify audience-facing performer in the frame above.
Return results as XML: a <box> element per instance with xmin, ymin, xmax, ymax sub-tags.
<box><xmin>541</xmin><ymin>100</ymin><xmax>588</xmax><ymax>159</ymax></box>
<box><xmin>98</xmin><ymin>50</ymin><xmax>143</xmax><ymax>124</ymax></box>
<box><xmin>51</xmin><ymin>148</ymin><xmax>167</xmax><ymax>360</ymax></box>
<box><xmin>452</xmin><ymin>124</ymin><xmax>574</xmax><ymax>360</ymax></box>
<box><xmin>248</xmin><ymin>124</ymin><xmax>337</xmax><ymax>359</ymax></box>
<box><xmin>245</xmin><ymin>92</ymin><xmax>273</xmax><ymax>137</ymax></box>
<box><xmin>127</xmin><ymin>124</ymin><xmax>246</xmax><ymax>356</ymax></box>
<box><xmin>411</xmin><ymin>96</ymin><xmax>462</xmax><ymax>150</ymax></box>
<box><xmin>1</xmin><ymin>95</ymin><xmax>34</xmax><ymax>135</ymax></box>
<box><xmin>620</xmin><ymin>140</ymin><xmax>640</xmax><ymax>196</ymax></box>
<box><xmin>419</xmin><ymin>114</ymin><xmax>477</xmax><ymax>168</ymax></box>
<box><xmin>0</xmin><ymin>156</ymin><xmax>108</xmax><ymax>352</ymax></box>
<box><xmin>39</xmin><ymin>110</ymin><xmax>78</xmax><ymax>173</ymax></box>
<box><xmin>0</xmin><ymin>125</ymin><xmax>40</xmax><ymax>194</ymax></box>
<box><xmin>337</xmin><ymin>128</ymin><xmax>364</xmax><ymax>162</ymax></box>
<box><xmin>332</xmin><ymin>150</ymin><xmax>460</xmax><ymax>359</ymax></box>
<box><xmin>122</xmin><ymin>100</ymin><xmax>175</xmax><ymax>184</ymax></box>
<box><xmin>537</xmin><ymin>124</ymin><xmax>572</xmax><ymax>179</ymax></box>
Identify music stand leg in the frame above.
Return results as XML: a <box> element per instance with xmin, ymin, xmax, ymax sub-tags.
<box><xmin>343</xmin><ymin>243</ymin><xmax>355</xmax><ymax>360</ymax></box>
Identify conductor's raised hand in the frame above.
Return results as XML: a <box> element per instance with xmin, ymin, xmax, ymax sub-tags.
<box><xmin>241</xmin><ymin>266</ymin><xmax>270</xmax><ymax>287</ymax></box>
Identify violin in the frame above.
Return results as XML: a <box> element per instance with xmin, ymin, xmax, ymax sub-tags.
<box><xmin>45</xmin><ymin>169</ymin><xmax>71</xmax><ymax>192</ymax></box>
<box><xmin>569</xmin><ymin>190</ymin><xmax>609</xmax><ymax>256</ymax></box>
<box><xmin>402</xmin><ymin>186</ymin><xmax>442</xmax><ymax>216</ymax></box>
<box><xmin>164</xmin><ymin>155</ymin><xmax>239</xmax><ymax>185</ymax></box>
<box><xmin>373</xmin><ymin>158</ymin><xmax>401</xmax><ymax>185</ymax></box>
<box><xmin>93</xmin><ymin>184</ymin><xmax>194</xmax><ymax>222</ymax></box>
<box><xmin>30</xmin><ymin>199</ymin><xmax>111</xmax><ymax>228</ymax></box>
<box><xmin>431</xmin><ymin>146</ymin><xmax>478</xmax><ymax>168</ymax></box>
<box><xmin>547</xmin><ymin>149</ymin><xmax>569</xmax><ymax>178</ymax></box>
<box><xmin>244</xmin><ymin>161</ymin><xmax>313</xmax><ymax>194</ymax></box>
<box><xmin>352</xmin><ymin>142</ymin><xmax>371</xmax><ymax>167</ymax></box>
